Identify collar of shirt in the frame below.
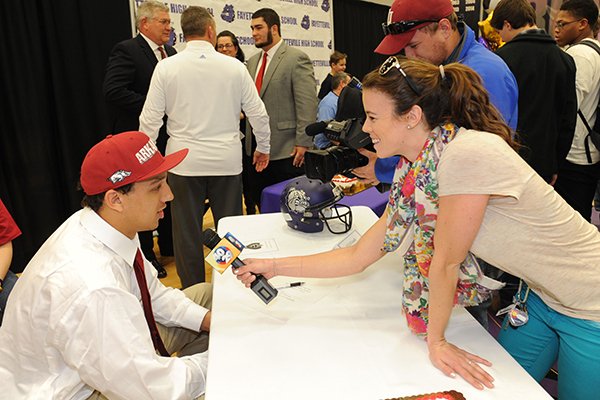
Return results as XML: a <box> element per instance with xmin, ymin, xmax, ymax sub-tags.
<box><xmin>444</xmin><ymin>21</ymin><xmax>467</xmax><ymax>65</ymax></box>
<box><xmin>183</xmin><ymin>39</ymin><xmax>218</xmax><ymax>54</ymax></box>
<box><xmin>256</xmin><ymin>39</ymin><xmax>283</xmax><ymax>79</ymax></box>
<box><xmin>140</xmin><ymin>32</ymin><xmax>165</xmax><ymax>62</ymax></box>
<box><xmin>80</xmin><ymin>207</ymin><xmax>138</xmax><ymax>268</ymax></box>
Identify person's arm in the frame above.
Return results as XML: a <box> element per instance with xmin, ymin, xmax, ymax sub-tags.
<box><xmin>103</xmin><ymin>43</ymin><xmax>146</xmax><ymax>114</ymax></box>
<box><xmin>139</xmin><ymin>64</ymin><xmax>167</xmax><ymax>142</ymax></box>
<box><xmin>241</xmin><ymin>67</ymin><xmax>271</xmax><ymax>172</ymax></box>
<box><xmin>427</xmin><ymin>194</ymin><xmax>494</xmax><ymax>390</ymax></box>
<box><xmin>291</xmin><ymin>52</ymin><xmax>318</xmax><ymax>166</ymax></box>
<box><xmin>54</xmin><ymin>288</ymin><xmax>207</xmax><ymax>399</ymax></box>
<box><xmin>0</xmin><ymin>241</ymin><xmax>12</xmax><ymax>281</ymax></box>
<box><xmin>235</xmin><ymin>212</ymin><xmax>388</xmax><ymax>285</ymax></box>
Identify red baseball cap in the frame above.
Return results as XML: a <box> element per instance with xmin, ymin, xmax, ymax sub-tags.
<box><xmin>375</xmin><ymin>0</ymin><xmax>455</xmax><ymax>55</ymax></box>
<box><xmin>80</xmin><ymin>131</ymin><xmax>188</xmax><ymax>195</ymax></box>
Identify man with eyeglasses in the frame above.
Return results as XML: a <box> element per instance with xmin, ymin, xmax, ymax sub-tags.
<box><xmin>553</xmin><ymin>0</ymin><xmax>600</xmax><ymax>222</ymax></box>
<box><xmin>354</xmin><ymin>0</ymin><xmax>519</xmax><ymax>330</ymax></box>
<box><xmin>103</xmin><ymin>1</ymin><xmax>176</xmax><ymax>279</ymax></box>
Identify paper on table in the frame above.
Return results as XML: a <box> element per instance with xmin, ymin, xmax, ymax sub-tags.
<box><xmin>333</xmin><ymin>229</ymin><xmax>362</xmax><ymax>249</ymax></box>
<box><xmin>239</xmin><ymin>238</ymin><xmax>279</xmax><ymax>256</ymax></box>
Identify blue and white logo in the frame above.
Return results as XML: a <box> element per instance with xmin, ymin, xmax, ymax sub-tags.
<box><xmin>213</xmin><ymin>246</ymin><xmax>233</xmax><ymax>265</ymax></box>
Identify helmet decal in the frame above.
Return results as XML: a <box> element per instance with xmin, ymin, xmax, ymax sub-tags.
<box><xmin>286</xmin><ymin>188</ymin><xmax>311</xmax><ymax>214</ymax></box>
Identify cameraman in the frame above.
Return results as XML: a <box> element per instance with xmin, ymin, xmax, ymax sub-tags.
<box><xmin>314</xmin><ymin>72</ymin><xmax>351</xmax><ymax>150</ymax></box>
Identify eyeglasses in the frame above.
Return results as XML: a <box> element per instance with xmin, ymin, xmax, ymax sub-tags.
<box><xmin>381</xmin><ymin>19</ymin><xmax>438</xmax><ymax>36</ymax></box>
<box><xmin>554</xmin><ymin>19</ymin><xmax>581</xmax><ymax>30</ymax></box>
<box><xmin>379</xmin><ymin>56</ymin><xmax>421</xmax><ymax>95</ymax></box>
<box><xmin>152</xmin><ymin>18</ymin><xmax>171</xmax><ymax>26</ymax></box>
<box><xmin>217</xmin><ymin>43</ymin><xmax>235</xmax><ymax>50</ymax></box>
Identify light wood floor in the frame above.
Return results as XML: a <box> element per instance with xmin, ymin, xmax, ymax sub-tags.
<box><xmin>158</xmin><ymin>208</ymin><xmax>215</xmax><ymax>288</ymax></box>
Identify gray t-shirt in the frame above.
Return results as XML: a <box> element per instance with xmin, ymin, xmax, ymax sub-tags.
<box><xmin>438</xmin><ymin>128</ymin><xmax>600</xmax><ymax>322</ymax></box>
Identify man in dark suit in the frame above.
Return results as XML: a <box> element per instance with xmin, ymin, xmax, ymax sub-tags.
<box><xmin>103</xmin><ymin>1</ymin><xmax>175</xmax><ymax>278</ymax></box>
<box><xmin>246</xmin><ymin>8</ymin><xmax>318</xmax><ymax>208</ymax></box>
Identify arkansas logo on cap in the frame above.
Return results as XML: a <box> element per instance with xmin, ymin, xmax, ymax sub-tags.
<box><xmin>80</xmin><ymin>131</ymin><xmax>188</xmax><ymax>196</ymax></box>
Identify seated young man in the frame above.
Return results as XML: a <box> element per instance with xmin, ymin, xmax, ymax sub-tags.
<box><xmin>0</xmin><ymin>131</ymin><xmax>212</xmax><ymax>399</ymax></box>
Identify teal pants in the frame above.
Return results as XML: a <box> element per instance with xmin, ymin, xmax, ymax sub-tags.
<box><xmin>498</xmin><ymin>289</ymin><xmax>600</xmax><ymax>399</ymax></box>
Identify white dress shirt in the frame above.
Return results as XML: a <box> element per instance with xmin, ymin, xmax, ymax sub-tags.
<box><xmin>0</xmin><ymin>208</ymin><xmax>208</xmax><ymax>399</ymax></box>
<box><xmin>253</xmin><ymin>39</ymin><xmax>283</xmax><ymax>81</ymax></box>
<box><xmin>140</xmin><ymin>40</ymin><xmax>271</xmax><ymax>176</ymax></box>
<box><xmin>140</xmin><ymin>32</ymin><xmax>166</xmax><ymax>62</ymax></box>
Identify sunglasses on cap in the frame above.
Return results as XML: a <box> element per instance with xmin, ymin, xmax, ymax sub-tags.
<box><xmin>379</xmin><ymin>56</ymin><xmax>422</xmax><ymax>95</ymax></box>
<box><xmin>381</xmin><ymin>19</ymin><xmax>439</xmax><ymax>36</ymax></box>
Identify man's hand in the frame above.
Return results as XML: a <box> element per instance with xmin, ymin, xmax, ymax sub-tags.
<box><xmin>428</xmin><ymin>338</ymin><xmax>494</xmax><ymax>390</ymax></box>
<box><xmin>291</xmin><ymin>146</ymin><xmax>308</xmax><ymax>167</ymax></box>
<box><xmin>253</xmin><ymin>151</ymin><xmax>269</xmax><ymax>172</ymax></box>
<box><xmin>352</xmin><ymin>148</ymin><xmax>380</xmax><ymax>185</ymax></box>
<box><xmin>200</xmin><ymin>311</ymin><xmax>211</xmax><ymax>332</ymax></box>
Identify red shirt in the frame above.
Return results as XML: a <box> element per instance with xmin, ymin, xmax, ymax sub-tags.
<box><xmin>0</xmin><ymin>199</ymin><xmax>21</xmax><ymax>245</ymax></box>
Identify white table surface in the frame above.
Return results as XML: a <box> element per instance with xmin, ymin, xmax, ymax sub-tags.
<box><xmin>206</xmin><ymin>206</ymin><xmax>551</xmax><ymax>400</ymax></box>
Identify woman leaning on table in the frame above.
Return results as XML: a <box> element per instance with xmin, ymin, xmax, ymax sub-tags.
<box><xmin>235</xmin><ymin>56</ymin><xmax>600</xmax><ymax>399</ymax></box>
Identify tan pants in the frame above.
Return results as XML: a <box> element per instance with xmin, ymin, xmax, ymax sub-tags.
<box><xmin>87</xmin><ymin>283</ymin><xmax>212</xmax><ymax>399</ymax></box>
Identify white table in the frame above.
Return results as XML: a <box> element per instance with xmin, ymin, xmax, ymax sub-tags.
<box><xmin>206</xmin><ymin>206</ymin><xmax>551</xmax><ymax>399</ymax></box>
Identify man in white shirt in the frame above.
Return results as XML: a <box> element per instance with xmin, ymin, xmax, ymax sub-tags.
<box><xmin>554</xmin><ymin>0</ymin><xmax>600</xmax><ymax>221</ymax></box>
<box><xmin>140</xmin><ymin>6</ymin><xmax>271</xmax><ymax>289</ymax></box>
<box><xmin>0</xmin><ymin>131</ymin><xmax>212</xmax><ymax>399</ymax></box>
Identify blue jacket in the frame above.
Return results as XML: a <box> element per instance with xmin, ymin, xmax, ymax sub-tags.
<box><xmin>375</xmin><ymin>23</ymin><xmax>519</xmax><ymax>183</ymax></box>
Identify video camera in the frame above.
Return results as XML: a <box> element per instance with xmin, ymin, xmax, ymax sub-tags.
<box><xmin>303</xmin><ymin>81</ymin><xmax>372</xmax><ymax>183</ymax></box>
<box><xmin>304</xmin><ymin>118</ymin><xmax>372</xmax><ymax>182</ymax></box>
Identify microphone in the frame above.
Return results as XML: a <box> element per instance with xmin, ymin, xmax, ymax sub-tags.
<box><xmin>202</xmin><ymin>229</ymin><xmax>278</xmax><ymax>304</ymax></box>
<box><xmin>305</xmin><ymin>120</ymin><xmax>330</xmax><ymax>137</ymax></box>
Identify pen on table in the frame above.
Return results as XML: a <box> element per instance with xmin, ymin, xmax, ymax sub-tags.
<box><xmin>276</xmin><ymin>282</ymin><xmax>305</xmax><ymax>290</ymax></box>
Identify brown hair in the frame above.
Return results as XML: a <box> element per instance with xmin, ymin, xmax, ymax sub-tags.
<box><xmin>181</xmin><ymin>6</ymin><xmax>214</xmax><ymax>38</ymax></box>
<box><xmin>490</xmin><ymin>0</ymin><xmax>536</xmax><ymax>30</ymax></box>
<box><xmin>362</xmin><ymin>57</ymin><xmax>518</xmax><ymax>150</ymax></box>
<box><xmin>329</xmin><ymin>50</ymin><xmax>347</xmax><ymax>66</ymax></box>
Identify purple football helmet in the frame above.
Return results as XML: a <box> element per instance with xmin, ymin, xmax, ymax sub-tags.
<box><xmin>280</xmin><ymin>176</ymin><xmax>352</xmax><ymax>234</ymax></box>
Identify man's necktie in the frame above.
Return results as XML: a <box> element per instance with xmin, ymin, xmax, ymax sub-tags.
<box><xmin>255</xmin><ymin>51</ymin><xmax>268</xmax><ymax>93</ymax></box>
<box><xmin>158</xmin><ymin>46</ymin><xmax>167</xmax><ymax>60</ymax></box>
<box><xmin>133</xmin><ymin>249</ymin><xmax>170</xmax><ymax>356</ymax></box>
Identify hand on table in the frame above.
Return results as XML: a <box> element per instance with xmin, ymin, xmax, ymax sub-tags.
<box><xmin>233</xmin><ymin>258</ymin><xmax>276</xmax><ymax>287</ymax></box>
<box><xmin>428</xmin><ymin>339</ymin><xmax>494</xmax><ymax>390</ymax></box>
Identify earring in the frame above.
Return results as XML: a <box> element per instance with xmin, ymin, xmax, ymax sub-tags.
<box><xmin>407</xmin><ymin>125</ymin><xmax>412</xmax><ymax>129</ymax></box>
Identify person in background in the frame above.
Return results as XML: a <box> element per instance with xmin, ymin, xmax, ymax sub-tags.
<box><xmin>553</xmin><ymin>0</ymin><xmax>600</xmax><ymax>222</ymax></box>
<box><xmin>140</xmin><ymin>7</ymin><xmax>270</xmax><ymax>288</ymax></box>
<box><xmin>103</xmin><ymin>0</ymin><xmax>176</xmax><ymax>278</ymax></box>
<box><xmin>216</xmin><ymin>30</ymin><xmax>245</xmax><ymax>63</ymax></box>
<box><xmin>490</xmin><ymin>0</ymin><xmax>577</xmax><ymax>185</ymax></box>
<box><xmin>216</xmin><ymin>30</ymin><xmax>260</xmax><ymax>215</ymax></box>
<box><xmin>0</xmin><ymin>131</ymin><xmax>212</xmax><ymax>399</ymax></box>
<box><xmin>0</xmin><ymin>198</ymin><xmax>21</xmax><ymax>326</ymax></box>
<box><xmin>236</xmin><ymin>57</ymin><xmax>600</xmax><ymax>399</ymax></box>
<box><xmin>314</xmin><ymin>72</ymin><xmax>351</xmax><ymax>149</ymax></box>
<box><xmin>318</xmin><ymin>50</ymin><xmax>348</xmax><ymax>100</ymax></box>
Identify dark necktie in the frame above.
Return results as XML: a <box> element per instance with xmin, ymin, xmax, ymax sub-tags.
<box><xmin>255</xmin><ymin>51</ymin><xmax>268</xmax><ymax>93</ymax></box>
<box><xmin>158</xmin><ymin>46</ymin><xmax>167</xmax><ymax>60</ymax></box>
<box><xmin>133</xmin><ymin>249</ymin><xmax>170</xmax><ymax>356</ymax></box>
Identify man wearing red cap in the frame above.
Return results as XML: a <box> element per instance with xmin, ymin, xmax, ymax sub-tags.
<box><xmin>356</xmin><ymin>0</ymin><xmax>519</xmax><ymax>187</ymax></box>
<box><xmin>0</xmin><ymin>131</ymin><xmax>212</xmax><ymax>399</ymax></box>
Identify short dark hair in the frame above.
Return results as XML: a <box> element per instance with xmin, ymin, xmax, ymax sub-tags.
<box><xmin>216</xmin><ymin>30</ymin><xmax>245</xmax><ymax>62</ymax></box>
<box><xmin>252</xmin><ymin>8</ymin><xmax>281</xmax><ymax>35</ymax></box>
<box><xmin>329</xmin><ymin>51</ymin><xmax>347</xmax><ymax>66</ymax></box>
<box><xmin>560</xmin><ymin>0</ymin><xmax>599</xmax><ymax>32</ymax></box>
<box><xmin>490</xmin><ymin>0</ymin><xmax>536</xmax><ymax>30</ymax></box>
<box><xmin>331</xmin><ymin>72</ymin><xmax>349</xmax><ymax>90</ymax></box>
<box><xmin>80</xmin><ymin>183</ymin><xmax>134</xmax><ymax>212</ymax></box>
<box><xmin>181</xmin><ymin>6</ymin><xmax>214</xmax><ymax>38</ymax></box>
